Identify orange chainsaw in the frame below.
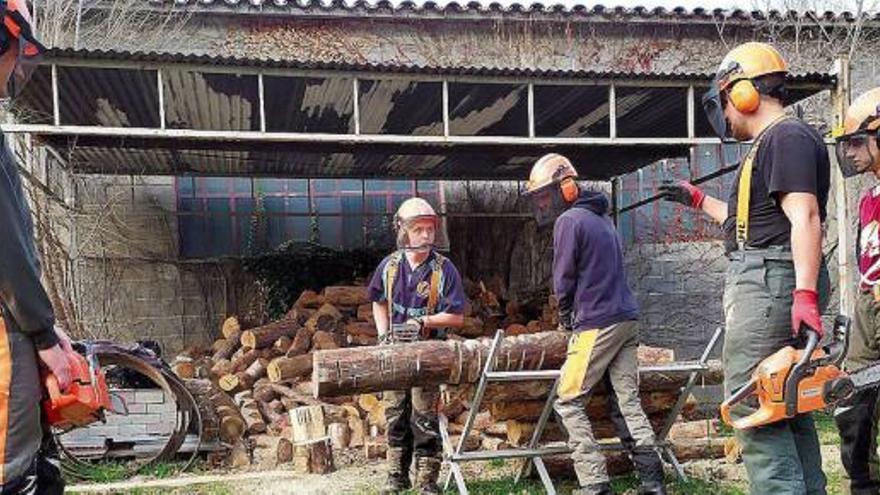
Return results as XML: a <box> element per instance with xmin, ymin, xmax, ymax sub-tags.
<box><xmin>721</xmin><ymin>315</ymin><xmax>880</xmax><ymax>429</ymax></box>
<box><xmin>43</xmin><ymin>343</ymin><xmax>113</xmax><ymax>431</ymax></box>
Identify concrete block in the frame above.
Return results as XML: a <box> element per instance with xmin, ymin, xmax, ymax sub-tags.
<box><xmin>146</xmin><ymin>402</ymin><xmax>175</xmax><ymax>414</ymax></box>
<box><xmin>135</xmin><ymin>389</ymin><xmax>166</xmax><ymax>404</ymax></box>
<box><xmin>120</xmin><ymin>424</ymin><xmax>148</xmax><ymax>437</ymax></box>
<box><xmin>125</xmin><ymin>402</ymin><xmax>147</xmax><ymax>414</ymax></box>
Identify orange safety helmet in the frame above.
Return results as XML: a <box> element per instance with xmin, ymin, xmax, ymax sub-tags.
<box><xmin>523</xmin><ymin>153</ymin><xmax>579</xmax><ymax>226</ymax></box>
<box><xmin>702</xmin><ymin>42</ymin><xmax>788</xmax><ymax>138</ymax></box>
<box><xmin>0</xmin><ymin>0</ymin><xmax>45</xmax><ymax>98</ymax></box>
<box><xmin>836</xmin><ymin>87</ymin><xmax>880</xmax><ymax>177</ymax></box>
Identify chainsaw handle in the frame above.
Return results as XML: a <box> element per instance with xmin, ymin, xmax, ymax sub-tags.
<box><xmin>784</xmin><ymin>327</ymin><xmax>820</xmax><ymax>417</ymax></box>
<box><xmin>45</xmin><ymin>374</ymin><xmax>78</xmax><ymax>409</ymax></box>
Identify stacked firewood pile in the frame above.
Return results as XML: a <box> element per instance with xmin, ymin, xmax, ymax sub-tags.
<box><xmin>170</xmin><ymin>282</ymin><xmax>727</xmax><ymax>476</ymax></box>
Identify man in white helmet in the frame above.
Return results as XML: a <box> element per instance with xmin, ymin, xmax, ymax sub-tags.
<box><xmin>367</xmin><ymin>197</ymin><xmax>465</xmax><ymax>495</ymax></box>
<box><xmin>833</xmin><ymin>87</ymin><xmax>880</xmax><ymax>495</ymax></box>
<box><xmin>523</xmin><ymin>153</ymin><xmax>666</xmax><ymax>495</ymax></box>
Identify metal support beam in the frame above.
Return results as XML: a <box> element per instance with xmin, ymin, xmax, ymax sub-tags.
<box><xmin>609</xmin><ymin>83</ymin><xmax>617</xmax><ymax>139</ymax></box>
<box><xmin>442</xmin><ymin>79</ymin><xmax>450</xmax><ymax>137</ymax></box>
<box><xmin>157</xmin><ymin>68</ymin><xmax>166</xmax><ymax>130</ymax></box>
<box><xmin>352</xmin><ymin>78</ymin><xmax>361</xmax><ymax>135</ymax></box>
<box><xmin>257</xmin><ymin>73</ymin><xmax>266</xmax><ymax>133</ymax></box>
<box><xmin>0</xmin><ymin>123</ymin><xmax>722</xmax><ymax>147</ymax></box>
<box><xmin>687</xmin><ymin>85</ymin><xmax>695</xmax><ymax>138</ymax></box>
<box><xmin>51</xmin><ymin>64</ymin><xmax>60</xmax><ymax>126</ymax></box>
<box><xmin>527</xmin><ymin>82</ymin><xmax>535</xmax><ymax>138</ymax></box>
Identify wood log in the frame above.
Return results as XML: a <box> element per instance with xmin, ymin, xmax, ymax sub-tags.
<box><xmin>488</xmin><ymin>391</ymin><xmax>689</xmax><ymax>422</ymax></box>
<box><xmin>212</xmin><ymin>325</ymin><xmax>243</xmax><ymax>361</ymax></box>
<box><xmin>314</xmin><ymin>332</ymin><xmax>723</xmax><ymax>397</ymax></box>
<box><xmin>312</xmin><ymin>331</ymin><xmax>340</xmax><ymax>351</ymax></box>
<box><xmin>288</xmin><ymin>327</ymin><xmax>314</xmax><ymax>357</ymax></box>
<box><xmin>293</xmin><ymin>290</ymin><xmax>325</xmax><ymax>310</ymax></box>
<box><xmin>182</xmin><ymin>379</ymin><xmax>225</xmax><ymax>443</ymax></box>
<box><xmin>210</xmin><ymin>359</ymin><xmax>233</xmax><ymax>381</ymax></box>
<box><xmin>670</xmin><ymin>437</ymin><xmax>726</xmax><ymax>460</ymax></box>
<box><xmin>637</xmin><ymin>345</ymin><xmax>675</xmax><ymax>364</ymax></box>
<box><xmin>668</xmin><ymin>419</ymin><xmax>721</xmax><ymax>441</ymax></box>
<box><xmin>324</xmin><ymin>286</ymin><xmax>370</xmax><ymax>307</ymax></box>
<box><xmin>253</xmin><ymin>383</ymin><xmax>279</xmax><ymax>404</ymax></box>
<box><xmin>454</xmin><ymin>317</ymin><xmax>485</xmax><ymax>338</ymax></box>
<box><xmin>230</xmin><ymin>349</ymin><xmax>261</xmax><ymax>374</ymax></box>
<box><xmin>234</xmin><ymin>390</ymin><xmax>267</xmax><ymax>435</ymax></box>
<box><xmin>506</xmin><ymin>421</ymin><xmax>567</xmax><ymax>446</ymax></box>
<box><xmin>268</xmin><ymin>354</ymin><xmax>313</xmax><ymax>382</ymax></box>
<box><xmin>220</xmin><ymin>358</ymin><xmax>269</xmax><ymax>393</ymax></box>
<box><xmin>228</xmin><ymin>440</ymin><xmax>251</xmax><ymax>468</ymax></box>
<box><xmin>184</xmin><ymin>380</ymin><xmax>245</xmax><ymax>444</ymax></box>
<box><xmin>345</xmin><ymin>322</ymin><xmax>378</xmax><ymax>338</ymax></box>
<box><xmin>481</xmin><ymin>436</ymin><xmax>509</xmax><ymax>451</ymax></box>
<box><xmin>252</xmin><ymin>434</ymin><xmax>294</xmax><ymax>468</ymax></box>
<box><xmin>348</xmin><ymin>417</ymin><xmax>366</xmax><ymax>448</ymax></box>
<box><xmin>357</xmin><ymin>304</ymin><xmax>373</xmax><ymax>322</ymax></box>
<box><xmin>504</xmin><ymin>324</ymin><xmax>530</xmax><ymax>336</ymax></box>
<box><xmin>273</xmin><ymin>336</ymin><xmax>293</xmax><ymax>355</ymax></box>
<box><xmin>171</xmin><ymin>357</ymin><xmax>195</xmax><ymax>379</ymax></box>
<box><xmin>305</xmin><ymin>303</ymin><xmax>345</xmax><ymax>333</ymax></box>
<box><xmin>364</xmin><ymin>435</ymin><xmax>386</xmax><ymax>460</ymax></box>
<box><xmin>293</xmin><ymin>440</ymin><xmax>334</xmax><ymax>474</ymax></box>
<box><xmin>211</xmin><ymin>339</ymin><xmax>227</xmax><ymax>354</ymax></box>
<box><xmin>328</xmin><ymin>422</ymin><xmax>352</xmax><ymax>450</ymax></box>
<box><xmin>358</xmin><ymin>393</ymin><xmax>387</xmax><ymax>430</ymax></box>
<box><xmin>484</xmin><ymin>422</ymin><xmax>508</xmax><ymax>437</ymax></box>
<box><xmin>449</xmin><ymin>434</ymin><xmax>481</xmax><ymax>452</ymax></box>
<box><xmin>240</xmin><ymin>319</ymin><xmax>299</xmax><ymax>350</ymax></box>
<box><xmin>222</xmin><ymin>317</ymin><xmax>241</xmax><ymax>340</ymax></box>
<box><xmin>347</xmin><ymin>334</ymin><xmax>378</xmax><ymax>347</ymax></box>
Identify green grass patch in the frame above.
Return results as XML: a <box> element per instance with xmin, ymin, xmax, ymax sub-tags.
<box><xmin>113</xmin><ymin>483</ymin><xmax>235</xmax><ymax>495</ymax></box>
<box><xmin>813</xmin><ymin>412</ymin><xmax>840</xmax><ymax>446</ymax></box>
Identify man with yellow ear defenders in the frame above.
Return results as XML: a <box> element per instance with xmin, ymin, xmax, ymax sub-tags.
<box><xmin>832</xmin><ymin>87</ymin><xmax>880</xmax><ymax>495</ymax></box>
<box><xmin>524</xmin><ymin>154</ymin><xmax>666</xmax><ymax>495</ymax></box>
<box><xmin>659</xmin><ymin>42</ymin><xmax>831</xmax><ymax>494</ymax></box>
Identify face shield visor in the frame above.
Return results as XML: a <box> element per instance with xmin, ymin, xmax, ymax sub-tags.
<box><xmin>523</xmin><ymin>181</ymin><xmax>569</xmax><ymax>228</ymax></box>
<box><xmin>701</xmin><ymin>85</ymin><xmax>731</xmax><ymax>140</ymax></box>
<box><xmin>835</xmin><ymin>130</ymin><xmax>879</xmax><ymax>178</ymax></box>
<box><xmin>0</xmin><ymin>2</ymin><xmax>45</xmax><ymax>100</ymax></box>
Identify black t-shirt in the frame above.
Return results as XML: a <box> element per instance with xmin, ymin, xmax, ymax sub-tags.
<box><xmin>723</xmin><ymin>119</ymin><xmax>830</xmax><ymax>252</ymax></box>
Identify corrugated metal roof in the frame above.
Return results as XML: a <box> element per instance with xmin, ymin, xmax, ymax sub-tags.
<box><xmin>45</xmin><ymin>48</ymin><xmax>837</xmax><ymax>84</ymax></box>
<box><xmin>144</xmin><ymin>0</ymin><xmax>880</xmax><ymax>24</ymax></box>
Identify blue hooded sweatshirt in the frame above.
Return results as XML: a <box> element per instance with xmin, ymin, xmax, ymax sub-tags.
<box><xmin>553</xmin><ymin>190</ymin><xmax>639</xmax><ymax>331</ymax></box>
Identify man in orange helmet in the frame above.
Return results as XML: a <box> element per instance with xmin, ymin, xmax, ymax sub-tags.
<box><xmin>659</xmin><ymin>42</ymin><xmax>830</xmax><ymax>493</ymax></box>
<box><xmin>524</xmin><ymin>154</ymin><xmax>666</xmax><ymax>495</ymax></box>
<box><xmin>0</xmin><ymin>1</ymin><xmax>71</xmax><ymax>494</ymax></box>
<box><xmin>833</xmin><ymin>87</ymin><xmax>880</xmax><ymax>495</ymax></box>
<box><xmin>368</xmin><ymin>197</ymin><xmax>465</xmax><ymax>495</ymax></box>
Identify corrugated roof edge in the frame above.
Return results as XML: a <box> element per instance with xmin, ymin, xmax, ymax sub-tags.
<box><xmin>142</xmin><ymin>0</ymin><xmax>880</xmax><ymax>24</ymax></box>
<box><xmin>45</xmin><ymin>47</ymin><xmax>838</xmax><ymax>84</ymax></box>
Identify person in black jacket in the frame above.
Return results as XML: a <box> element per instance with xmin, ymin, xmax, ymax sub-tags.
<box><xmin>0</xmin><ymin>1</ymin><xmax>72</xmax><ymax>493</ymax></box>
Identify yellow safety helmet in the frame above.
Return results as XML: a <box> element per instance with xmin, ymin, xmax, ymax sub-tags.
<box><xmin>836</xmin><ymin>87</ymin><xmax>880</xmax><ymax>177</ymax></box>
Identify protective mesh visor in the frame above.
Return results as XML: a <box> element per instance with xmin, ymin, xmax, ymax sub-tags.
<box><xmin>524</xmin><ymin>182</ymin><xmax>568</xmax><ymax>227</ymax></box>
<box><xmin>835</xmin><ymin>132</ymin><xmax>877</xmax><ymax>178</ymax></box>
<box><xmin>701</xmin><ymin>85</ymin><xmax>729</xmax><ymax>139</ymax></box>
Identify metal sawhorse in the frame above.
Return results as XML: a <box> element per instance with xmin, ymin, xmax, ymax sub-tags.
<box><xmin>439</xmin><ymin>326</ymin><xmax>725</xmax><ymax>495</ymax></box>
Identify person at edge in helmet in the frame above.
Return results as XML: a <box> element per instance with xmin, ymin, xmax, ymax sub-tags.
<box><xmin>367</xmin><ymin>198</ymin><xmax>465</xmax><ymax>495</ymax></box>
<box><xmin>523</xmin><ymin>153</ymin><xmax>667</xmax><ymax>495</ymax></box>
<box><xmin>833</xmin><ymin>87</ymin><xmax>880</xmax><ymax>495</ymax></box>
<box><xmin>659</xmin><ymin>42</ymin><xmax>831</xmax><ymax>494</ymax></box>
<box><xmin>0</xmin><ymin>1</ymin><xmax>73</xmax><ymax>493</ymax></box>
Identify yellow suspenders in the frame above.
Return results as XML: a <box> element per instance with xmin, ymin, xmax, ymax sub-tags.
<box><xmin>384</xmin><ymin>251</ymin><xmax>445</xmax><ymax>317</ymax></box>
<box><xmin>735</xmin><ymin>116</ymin><xmax>793</xmax><ymax>250</ymax></box>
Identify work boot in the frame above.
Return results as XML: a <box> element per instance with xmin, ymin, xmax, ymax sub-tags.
<box><xmin>380</xmin><ymin>447</ymin><xmax>411</xmax><ymax>494</ymax></box>
<box><xmin>638</xmin><ymin>480</ymin><xmax>668</xmax><ymax>495</ymax></box>
<box><xmin>571</xmin><ymin>482</ymin><xmax>614</xmax><ymax>495</ymax></box>
<box><xmin>414</xmin><ymin>456</ymin><xmax>442</xmax><ymax>495</ymax></box>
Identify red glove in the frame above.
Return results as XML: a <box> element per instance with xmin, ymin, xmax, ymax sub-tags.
<box><xmin>658</xmin><ymin>181</ymin><xmax>706</xmax><ymax>209</ymax></box>
<box><xmin>792</xmin><ymin>289</ymin><xmax>823</xmax><ymax>338</ymax></box>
